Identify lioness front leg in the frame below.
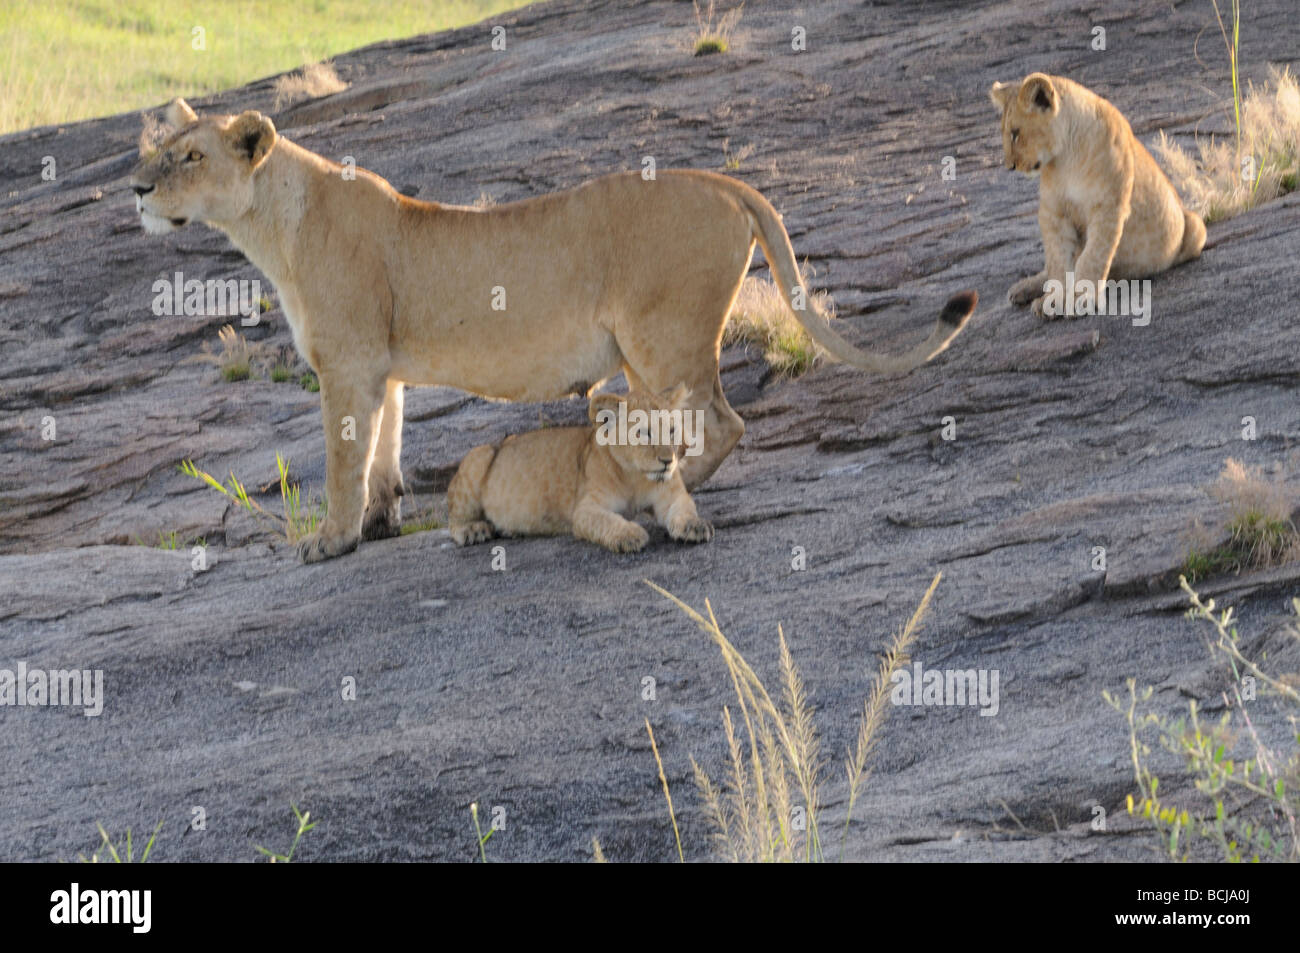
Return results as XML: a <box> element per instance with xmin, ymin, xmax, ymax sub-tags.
<box><xmin>572</xmin><ymin>498</ymin><xmax>648</xmax><ymax>554</ymax></box>
<box><xmin>362</xmin><ymin>378</ymin><xmax>405</xmax><ymax>541</ymax></box>
<box><xmin>298</xmin><ymin>375</ymin><xmax>385</xmax><ymax>563</ymax></box>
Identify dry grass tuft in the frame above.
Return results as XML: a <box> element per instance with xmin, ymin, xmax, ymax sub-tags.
<box><xmin>1157</xmin><ymin>66</ymin><xmax>1300</xmax><ymax>223</ymax></box>
<box><xmin>272</xmin><ymin>61</ymin><xmax>347</xmax><ymax>111</ymax></box>
<box><xmin>643</xmin><ymin>572</ymin><xmax>939</xmax><ymax>862</ymax></box>
<box><xmin>190</xmin><ymin>324</ymin><xmax>269</xmax><ymax>382</ymax></box>
<box><xmin>1183</xmin><ymin>458</ymin><xmax>1300</xmax><ymax>580</ymax></box>
<box><xmin>725</xmin><ymin>262</ymin><xmax>836</xmax><ymax>378</ymax></box>
<box><xmin>692</xmin><ymin>0</ymin><xmax>743</xmax><ymax>56</ymax></box>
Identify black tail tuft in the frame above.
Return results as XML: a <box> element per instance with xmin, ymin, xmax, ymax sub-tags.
<box><xmin>939</xmin><ymin>289</ymin><xmax>978</xmax><ymax>327</ymax></box>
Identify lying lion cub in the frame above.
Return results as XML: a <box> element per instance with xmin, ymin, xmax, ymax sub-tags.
<box><xmin>447</xmin><ymin>385</ymin><xmax>712</xmax><ymax>554</ymax></box>
<box><xmin>990</xmin><ymin>73</ymin><xmax>1206</xmax><ymax>318</ymax></box>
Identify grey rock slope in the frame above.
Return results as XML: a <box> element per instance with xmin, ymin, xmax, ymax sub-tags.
<box><xmin>2</xmin><ymin>0</ymin><xmax>1299</xmax><ymax>862</ymax></box>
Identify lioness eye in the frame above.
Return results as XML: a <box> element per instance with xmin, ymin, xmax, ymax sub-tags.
<box><xmin>186</xmin><ymin>150</ymin><xmax>203</xmax><ymax>162</ymax></box>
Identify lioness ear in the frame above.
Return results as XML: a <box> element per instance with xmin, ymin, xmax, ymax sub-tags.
<box><xmin>227</xmin><ymin>111</ymin><xmax>278</xmax><ymax>168</ymax></box>
<box><xmin>1019</xmin><ymin>74</ymin><xmax>1058</xmax><ymax>114</ymax></box>
<box><xmin>989</xmin><ymin>81</ymin><xmax>1015</xmax><ymax>110</ymax></box>
<box><xmin>165</xmin><ymin>98</ymin><xmax>198</xmax><ymax>128</ymax></box>
<box><xmin>588</xmin><ymin>393</ymin><xmax>622</xmax><ymax>424</ymax></box>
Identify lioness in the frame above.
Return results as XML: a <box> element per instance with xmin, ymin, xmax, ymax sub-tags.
<box><xmin>448</xmin><ymin>385</ymin><xmax>711</xmax><ymax>553</ymax></box>
<box><xmin>990</xmin><ymin>73</ymin><xmax>1206</xmax><ymax>318</ymax></box>
<box><xmin>130</xmin><ymin>98</ymin><xmax>977</xmax><ymax>562</ymax></box>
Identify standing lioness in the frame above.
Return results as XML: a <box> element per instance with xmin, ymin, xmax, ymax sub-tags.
<box><xmin>130</xmin><ymin>98</ymin><xmax>977</xmax><ymax>562</ymax></box>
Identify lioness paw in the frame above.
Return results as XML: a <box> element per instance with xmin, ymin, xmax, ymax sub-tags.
<box><xmin>451</xmin><ymin>521</ymin><xmax>494</xmax><ymax>546</ymax></box>
<box><xmin>604</xmin><ymin>523</ymin><xmax>649</xmax><ymax>554</ymax></box>
<box><xmin>670</xmin><ymin>516</ymin><xmax>714</xmax><ymax>544</ymax></box>
<box><xmin>362</xmin><ymin>498</ymin><xmax>402</xmax><ymax>541</ymax></box>
<box><xmin>296</xmin><ymin>528</ymin><xmax>360</xmax><ymax>564</ymax></box>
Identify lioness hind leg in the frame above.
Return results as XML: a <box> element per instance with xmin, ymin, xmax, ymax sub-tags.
<box><xmin>678</xmin><ymin>373</ymin><xmax>744</xmax><ymax>490</ymax></box>
<box><xmin>362</xmin><ymin>378</ymin><xmax>406</xmax><ymax>541</ymax></box>
<box><xmin>447</xmin><ymin>445</ymin><xmax>497</xmax><ymax>546</ymax></box>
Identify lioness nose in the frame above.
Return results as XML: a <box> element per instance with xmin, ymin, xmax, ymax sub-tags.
<box><xmin>132</xmin><ymin>183</ymin><xmax>154</xmax><ymax>197</ymax></box>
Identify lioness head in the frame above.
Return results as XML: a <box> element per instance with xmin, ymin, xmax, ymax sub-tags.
<box><xmin>129</xmin><ymin>98</ymin><xmax>277</xmax><ymax>235</ymax></box>
<box><xmin>589</xmin><ymin>384</ymin><xmax>694</xmax><ymax>483</ymax></box>
<box><xmin>989</xmin><ymin>73</ymin><xmax>1059</xmax><ymax>174</ymax></box>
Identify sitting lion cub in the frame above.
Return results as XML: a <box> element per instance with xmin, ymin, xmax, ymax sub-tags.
<box><xmin>447</xmin><ymin>385</ymin><xmax>713</xmax><ymax>554</ymax></box>
<box><xmin>990</xmin><ymin>73</ymin><xmax>1206</xmax><ymax>318</ymax></box>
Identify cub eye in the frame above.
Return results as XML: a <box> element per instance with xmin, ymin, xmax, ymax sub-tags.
<box><xmin>185</xmin><ymin>150</ymin><xmax>203</xmax><ymax>163</ymax></box>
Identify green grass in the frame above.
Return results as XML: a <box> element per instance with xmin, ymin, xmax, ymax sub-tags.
<box><xmin>255</xmin><ymin>804</ymin><xmax>317</xmax><ymax>863</ymax></box>
<box><xmin>78</xmin><ymin>821</ymin><xmax>163</xmax><ymax>863</ymax></box>
<box><xmin>1181</xmin><ymin>459</ymin><xmax>1299</xmax><ymax>582</ymax></box>
<box><xmin>134</xmin><ymin>530</ymin><xmax>205</xmax><ymax>549</ymax></box>
<box><xmin>300</xmin><ymin>372</ymin><xmax>320</xmax><ymax>393</ymax></box>
<box><xmin>1</xmin><ymin>0</ymin><xmax>537</xmax><ymax>134</ymax></box>
<box><xmin>179</xmin><ymin>453</ymin><xmax>324</xmax><ymax>544</ymax></box>
<box><xmin>270</xmin><ymin>363</ymin><xmax>294</xmax><ymax>383</ymax></box>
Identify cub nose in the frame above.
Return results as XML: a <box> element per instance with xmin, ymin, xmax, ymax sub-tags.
<box><xmin>132</xmin><ymin>183</ymin><xmax>154</xmax><ymax>197</ymax></box>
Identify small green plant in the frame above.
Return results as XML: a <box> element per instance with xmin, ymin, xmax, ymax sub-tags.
<box><xmin>270</xmin><ymin>362</ymin><xmax>294</xmax><ymax>383</ymax></box>
<box><xmin>179</xmin><ymin>454</ymin><xmax>324</xmax><ymax>544</ymax></box>
<box><xmin>692</xmin><ymin>0</ymin><xmax>743</xmax><ymax>56</ymax></box>
<box><xmin>400</xmin><ymin>499</ymin><xmax>441</xmax><ymax>536</ymax></box>
<box><xmin>641</xmin><ymin>572</ymin><xmax>938</xmax><ymax>862</ymax></box>
<box><xmin>724</xmin><ymin>262</ymin><xmax>836</xmax><ymax>378</ymax></box>
<box><xmin>300</xmin><ymin>371</ymin><xmax>320</xmax><ymax>393</ymax></box>
<box><xmin>255</xmin><ymin>804</ymin><xmax>317</xmax><ymax>863</ymax></box>
<box><xmin>470</xmin><ymin>802</ymin><xmax>494</xmax><ymax>862</ymax></box>
<box><xmin>277</xmin><ymin>452</ymin><xmax>323</xmax><ymax>542</ymax></box>
<box><xmin>1104</xmin><ymin>578</ymin><xmax>1300</xmax><ymax>862</ymax></box>
<box><xmin>78</xmin><ymin>821</ymin><xmax>162</xmax><ymax>863</ymax></box>
<box><xmin>133</xmin><ymin>530</ymin><xmax>205</xmax><ymax>550</ymax></box>
<box><xmin>722</xmin><ymin>138</ymin><xmax>755</xmax><ymax>172</ymax></box>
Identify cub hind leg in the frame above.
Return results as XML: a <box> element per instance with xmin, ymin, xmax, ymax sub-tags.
<box><xmin>447</xmin><ymin>444</ymin><xmax>498</xmax><ymax>546</ymax></box>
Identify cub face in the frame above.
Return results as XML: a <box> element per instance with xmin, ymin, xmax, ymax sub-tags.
<box><xmin>989</xmin><ymin>73</ymin><xmax>1060</xmax><ymax>175</ymax></box>
<box><xmin>588</xmin><ymin>384</ymin><xmax>693</xmax><ymax>484</ymax></box>
<box><xmin>129</xmin><ymin>98</ymin><xmax>277</xmax><ymax>235</ymax></box>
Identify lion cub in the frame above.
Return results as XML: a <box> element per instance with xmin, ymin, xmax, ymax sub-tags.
<box><xmin>447</xmin><ymin>385</ymin><xmax>713</xmax><ymax>554</ymax></box>
<box><xmin>990</xmin><ymin>73</ymin><xmax>1206</xmax><ymax>318</ymax></box>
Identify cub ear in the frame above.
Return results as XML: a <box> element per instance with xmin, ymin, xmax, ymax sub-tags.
<box><xmin>989</xmin><ymin>81</ymin><xmax>1015</xmax><ymax>110</ymax></box>
<box><xmin>226</xmin><ymin>111</ymin><xmax>278</xmax><ymax>168</ymax></box>
<box><xmin>1018</xmin><ymin>73</ymin><xmax>1058</xmax><ymax>114</ymax></box>
<box><xmin>588</xmin><ymin>393</ymin><xmax>622</xmax><ymax>425</ymax></box>
<box><xmin>164</xmin><ymin>98</ymin><xmax>199</xmax><ymax>128</ymax></box>
<box><xmin>664</xmin><ymin>382</ymin><xmax>692</xmax><ymax>410</ymax></box>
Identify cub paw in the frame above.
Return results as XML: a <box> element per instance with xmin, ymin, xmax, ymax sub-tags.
<box><xmin>1030</xmin><ymin>295</ymin><xmax>1065</xmax><ymax>320</ymax></box>
<box><xmin>1008</xmin><ymin>276</ymin><xmax>1044</xmax><ymax>307</ymax></box>
<box><xmin>605</xmin><ymin>523</ymin><xmax>649</xmax><ymax>554</ymax></box>
<box><xmin>670</xmin><ymin>516</ymin><xmax>714</xmax><ymax>544</ymax></box>
<box><xmin>296</xmin><ymin>527</ymin><xmax>360</xmax><ymax>564</ymax></box>
<box><xmin>451</xmin><ymin>521</ymin><xmax>494</xmax><ymax>546</ymax></box>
